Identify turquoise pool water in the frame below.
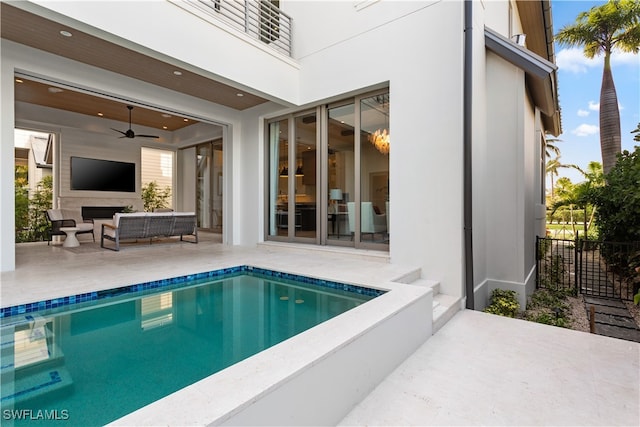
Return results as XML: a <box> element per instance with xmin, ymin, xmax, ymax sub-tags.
<box><xmin>0</xmin><ymin>268</ymin><xmax>380</xmax><ymax>426</ymax></box>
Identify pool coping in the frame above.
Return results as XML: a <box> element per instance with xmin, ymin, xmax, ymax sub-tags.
<box><xmin>0</xmin><ymin>265</ymin><xmax>385</xmax><ymax>320</ymax></box>
<box><xmin>2</xmin><ymin>262</ymin><xmax>432</xmax><ymax>425</ymax></box>
<box><xmin>111</xmin><ymin>276</ymin><xmax>432</xmax><ymax>426</ymax></box>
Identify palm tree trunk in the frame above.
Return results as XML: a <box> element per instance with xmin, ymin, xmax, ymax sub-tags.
<box><xmin>600</xmin><ymin>52</ymin><xmax>622</xmax><ymax>174</ymax></box>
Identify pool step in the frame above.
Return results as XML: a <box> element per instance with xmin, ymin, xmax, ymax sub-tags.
<box><xmin>0</xmin><ymin>366</ymin><xmax>74</xmax><ymax>406</ymax></box>
<box><xmin>408</xmin><ymin>279</ymin><xmax>461</xmax><ymax>334</ymax></box>
<box><xmin>1</xmin><ymin>316</ymin><xmax>71</xmax><ymax>406</ymax></box>
<box><xmin>1</xmin><ymin>317</ymin><xmax>59</xmax><ymax>379</ymax></box>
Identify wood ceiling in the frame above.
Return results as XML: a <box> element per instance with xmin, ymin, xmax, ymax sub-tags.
<box><xmin>2</xmin><ymin>3</ymin><xmax>270</xmax><ymax>131</ymax></box>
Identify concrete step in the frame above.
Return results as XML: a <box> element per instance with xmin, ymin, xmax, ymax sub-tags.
<box><xmin>407</xmin><ymin>278</ymin><xmax>440</xmax><ymax>292</ymax></box>
<box><xmin>405</xmin><ymin>278</ymin><xmax>460</xmax><ymax>334</ymax></box>
<box><xmin>433</xmin><ymin>293</ymin><xmax>461</xmax><ymax>333</ymax></box>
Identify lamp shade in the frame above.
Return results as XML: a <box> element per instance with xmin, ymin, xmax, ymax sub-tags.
<box><xmin>329</xmin><ymin>189</ymin><xmax>343</xmax><ymax>201</ymax></box>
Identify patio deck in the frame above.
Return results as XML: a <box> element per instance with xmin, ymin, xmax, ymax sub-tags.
<box><xmin>2</xmin><ymin>235</ymin><xmax>639</xmax><ymax>426</ymax></box>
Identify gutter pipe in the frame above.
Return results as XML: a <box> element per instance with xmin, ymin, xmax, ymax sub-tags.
<box><xmin>463</xmin><ymin>0</ymin><xmax>474</xmax><ymax>310</ymax></box>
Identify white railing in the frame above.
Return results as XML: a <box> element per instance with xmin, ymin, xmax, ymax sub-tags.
<box><xmin>196</xmin><ymin>0</ymin><xmax>292</xmax><ymax>57</ymax></box>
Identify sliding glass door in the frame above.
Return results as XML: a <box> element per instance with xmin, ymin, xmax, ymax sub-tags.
<box><xmin>267</xmin><ymin>113</ymin><xmax>318</xmax><ymax>242</ymax></box>
<box><xmin>196</xmin><ymin>140</ymin><xmax>223</xmax><ymax>233</ymax></box>
<box><xmin>359</xmin><ymin>93</ymin><xmax>389</xmax><ymax>247</ymax></box>
<box><xmin>327</xmin><ymin>102</ymin><xmax>355</xmax><ymax>244</ymax></box>
<box><xmin>266</xmin><ymin>90</ymin><xmax>389</xmax><ymax>250</ymax></box>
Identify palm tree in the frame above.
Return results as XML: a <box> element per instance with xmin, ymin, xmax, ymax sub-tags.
<box><xmin>546</xmin><ymin>157</ymin><xmax>562</xmax><ymax>199</ymax></box>
<box><xmin>544</xmin><ymin>137</ymin><xmax>562</xmax><ymax>158</ymax></box>
<box><xmin>632</xmin><ymin>122</ymin><xmax>640</xmax><ymax>142</ymax></box>
<box><xmin>553</xmin><ymin>162</ymin><xmax>604</xmax><ymax>239</ymax></box>
<box><xmin>555</xmin><ymin>0</ymin><xmax>640</xmax><ymax>174</ymax></box>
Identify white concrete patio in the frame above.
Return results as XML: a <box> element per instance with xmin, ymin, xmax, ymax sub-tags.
<box><xmin>340</xmin><ymin>309</ymin><xmax>640</xmax><ymax>426</ymax></box>
<box><xmin>2</xmin><ymin>236</ymin><xmax>639</xmax><ymax>426</ymax></box>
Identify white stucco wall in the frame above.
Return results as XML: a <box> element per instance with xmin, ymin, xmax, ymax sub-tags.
<box><xmin>273</xmin><ymin>0</ymin><xmax>466</xmax><ymax>298</ymax></box>
<box><xmin>2</xmin><ymin>0</ymin><xmax>550</xmax><ymax>309</ymax></box>
<box><xmin>0</xmin><ymin>39</ymin><xmax>275</xmax><ymax>268</ymax></box>
<box><xmin>0</xmin><ymin>40</ymin><xmax>16</xmax><ymax>271</ymax></box>
<box><xmin>480</xmin><ymin>49</ymin><xmax>543</xmax><ymax>310</ymax></box>
<box><xmin>24</xmin><ymin>0</ymin><xmax>300</xmax><ymax>104</ymax></box>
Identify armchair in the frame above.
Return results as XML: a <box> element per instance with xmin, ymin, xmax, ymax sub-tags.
<box><xmin>347</xmin><ymin>202</ymin><xmax>387</xmax><ymax>240</ymax></box>
<box><xmin>46</xmin><ymin>209</ymin><xmax>95</xmax><ymax>245</ymax></box>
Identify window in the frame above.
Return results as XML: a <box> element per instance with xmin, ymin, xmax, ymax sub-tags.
<box><xmin>267</xmin><ymin>90</ymin><xmax>389</xmax><ymax>250</ymax></box>
<box><xmin>141</xmin><ymin>147</ymin><xmax>174</xmax><ymax>209</ymax></box>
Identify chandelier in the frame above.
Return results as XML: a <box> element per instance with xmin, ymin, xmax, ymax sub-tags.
<box><xmin>369</xmin><ymin>128</ymin><xmax>390</xmax><ymax>154</ymax></box>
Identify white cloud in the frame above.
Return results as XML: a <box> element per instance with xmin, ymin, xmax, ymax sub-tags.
<box><xmin>556</xmin><ymin>47</ymin><xmax>640</xmax><ymax>74</ymax></box>
<box><xmin>587</xmin><ymin>100</ymin><xmax>624</xmax><ymax>112</ymax></box>
<box><xmin>577</xmin><ymin>109</ymin><xmax>589</xmax><ymax>117</ymax></box>
<box><xmin>571</xmin><ymin>123</ymin><xmax>599</xmax><ymax>137</ymax></box>
<box><xmin>557</xmin><ymin>48</ymin><xmax>599</xmax><ymax>73</ymax></box>
<box><xmin>611</xmin><ymin>50</ymin><xmax>640</xmax><ymax>67</ymax></box>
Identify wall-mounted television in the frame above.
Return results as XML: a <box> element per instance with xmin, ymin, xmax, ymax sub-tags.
<box><xmin>71</xmin><ymin>156</ymin><xmax>136</xmax><ymax>192</ymax></box>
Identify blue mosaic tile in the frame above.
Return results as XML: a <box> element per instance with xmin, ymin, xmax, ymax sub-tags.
<box><xmin>0</xmin><ymin>265</ymin><xmax>385</xmax><ymax>320</ymax></box>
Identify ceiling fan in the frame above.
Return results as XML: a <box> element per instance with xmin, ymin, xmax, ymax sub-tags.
<box><xmin>112</xmin><ymin>105</ymin><xmax>159</xmax><ymax>139</ymax></box>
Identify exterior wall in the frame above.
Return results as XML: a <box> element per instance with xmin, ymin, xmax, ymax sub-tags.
<box><xmin>0</xmin><ymin>40</ymin><xmax>16</xmax><ymax>271</ymax></box>
<box><xmin>479</xmin><ymin>50</ymin><xmax>541</xmax><ymax>310</ymax></box>
<box><xmin>275</xmin><ymin>1</ymin><xmax>467</xmax><ymax>298</ymax></box>
<box><xmin>470</xmin><ymin>0</ymin><xmax>547</xmax><ymax>310</ymax></box>
<box><xmin>1</xmin><ymin>0</ymin><xmax>553</xmax><ymax>309</ymax></box>
<box><xmin>471</xmin><ymin>1</ymin><xmax>490</xmax><ymax>304</ymax></box>
<box><xmin>0</xmin><ymin>39</ymin><xmax>273</xmax><ymax>269</ymax></box>
<box><xmin>26</xmin><ymin>0</ymin><xmax>300</xmax><ymax>104</ymax></box>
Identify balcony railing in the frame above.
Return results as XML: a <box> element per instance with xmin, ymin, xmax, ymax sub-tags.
<box><xmin>196</xmin><ymin>0</ymin><xmax>292</xmax><ymax>57</ymax></box>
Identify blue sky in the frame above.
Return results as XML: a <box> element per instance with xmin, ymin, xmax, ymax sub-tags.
<box><xmin>551</xmin><ymin>0</ymin><xmax>640</xmax><ymax>183</ymax></box>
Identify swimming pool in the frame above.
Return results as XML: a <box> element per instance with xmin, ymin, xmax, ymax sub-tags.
<box><xmin>0</xmin><ymin>266</ymin><xmax>384</xmax><ymax>426</ymax></box>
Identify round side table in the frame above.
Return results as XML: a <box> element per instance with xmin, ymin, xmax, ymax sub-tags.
<box><xmin>60</xmin><ymin>227</ymin><xmax>80</xmax><ymax>248</ymax></box>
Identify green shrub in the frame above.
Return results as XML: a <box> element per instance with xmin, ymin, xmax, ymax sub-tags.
<box><xmin>523</xmin><ymin>288</ymin><xmax>572</xmax><ymax>328</ymax></box>
<box><xmin>590</xmin><ymin>146</ymin><xmax>640</xmax><ymax>244</ymax></box>
<box><xmin>15</xmin><ymin>175</ymin><xmax>52</xmax><ymax>243</ymax></box>
<box><xmin>525</xmin><ymin>312</ymin><xmax>568</xmax><ymax>328</ymax></box>
<box><xmin>484</xmin><ymin>289</ymin><xmax>520</xmax><ymax>318</ymax></box>
<box><xmin>141</xmin><ymin>181</ymin><xmax>171</xmax><ymax>212</ymax></box>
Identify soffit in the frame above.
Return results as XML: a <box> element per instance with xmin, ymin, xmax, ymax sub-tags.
<box><xmin>1</xmin><ymin>2</ymin><xmax>269</xmax><ymax>129</ymax></box>
<box><xmin>15</xmin><ymin>78</ymin><xmax>196</xmax><ymax>132</ymax></box>
<box><xmin>515</xmin><ymin>0</ymin><xmax>553</xmax><ymax>61</ymax></box>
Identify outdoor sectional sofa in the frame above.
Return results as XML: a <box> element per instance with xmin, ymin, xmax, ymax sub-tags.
<box><xmin>100</xmin><ymin>212</ymin><xmax>198</xmax><ymax>251</ymax></box>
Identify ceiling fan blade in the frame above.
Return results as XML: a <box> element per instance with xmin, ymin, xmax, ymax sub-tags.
<box><xmin>113</xmin><ymin>106</ymin><xmax>159</xmax><ymax>139</ymax></box>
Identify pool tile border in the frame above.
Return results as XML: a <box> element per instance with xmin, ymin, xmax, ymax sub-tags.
<box><xmin>0</xmin><ymin>265</ymin><xmax>385</xmax><ymax>319</ymax></box>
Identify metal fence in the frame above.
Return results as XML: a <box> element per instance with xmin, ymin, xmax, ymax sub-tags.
<box><xmin>196</xmin><ymin>0</ymin><xmax>293</xmax><ymax>57</ymax></box>
<box><xmin>536</xmin><ymin>236</ymin><xmax>640</xmax><ymax>301</ymax></box>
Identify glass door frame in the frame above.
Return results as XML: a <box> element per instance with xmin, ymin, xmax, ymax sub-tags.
<box><xmin>266</xmin><ymin>109</ymin><xmax>320</xmax><ymax>244</ymax></box>
<box><xmin>196</xmin><ymin>139</ymin><xmax>223</xmax><ymax>233</ymax></box>
<box><xmin>322</xmin><ymin>90</ymin><xmax>389</xmax><ymax>251</ymax></box>
<box><xmin>265</xmin><ymin>89</ymin><xmax>389</xmax><ymax>251</ymax></box>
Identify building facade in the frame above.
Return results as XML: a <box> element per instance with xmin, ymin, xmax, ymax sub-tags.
<box><xmin>0</xmin><ymin>0</ymin><xmax>560</xmax><ymax>309</ymax></box>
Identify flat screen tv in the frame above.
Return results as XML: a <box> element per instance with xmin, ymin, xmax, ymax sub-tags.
<box><xmin>71</xmin><ymin>156</ymin><xmax>136</xmax><ymax>192</ymax></box>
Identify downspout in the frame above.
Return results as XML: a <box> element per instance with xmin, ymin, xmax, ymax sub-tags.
<box><xmin>463</xmin><ymin>0</ymin><xmax>474</xmax><ymax>310</ymax></box>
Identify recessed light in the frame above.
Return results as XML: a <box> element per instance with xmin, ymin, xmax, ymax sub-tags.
<box><xmin>161</xmin><ymin>113</ymin><xmax>172</xmax><ymax>118</ymax></box>
<box><xmin>48</xmin><ymin>87</ymin><xmax>64</xmax><ymax>93</ymax></box>
<box><xmin>163</xmin><ymin>126</ymin><xmax>168</xmax><ymax>130</ymax></box>
<box><xmin>173</xmin><ymin>70</ymin><xmax>182</xmax><ymax>76</ymax></box>
<box><xmin>97</xmin><ymin>112</ymin><xmax>104</xmax><ymax>117</ymax></box>
<box><xmin>237</xmin><ymin>93</ymin><xmax>244</xmax><ymax>97</ymax></box>
<box><xmin>60</xmin><ymin>30</ymin><xmax>72</xmax><ymax>37</ymax></box>
<box><xmin>183</xmin><ymin>118</ymin><xmax>189</xmax><ymax>122</ymax></box>
<box><xmin>15</xmin><ymin>79</ymin><xmax>23</xmax><ymax>83</ymax></box>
